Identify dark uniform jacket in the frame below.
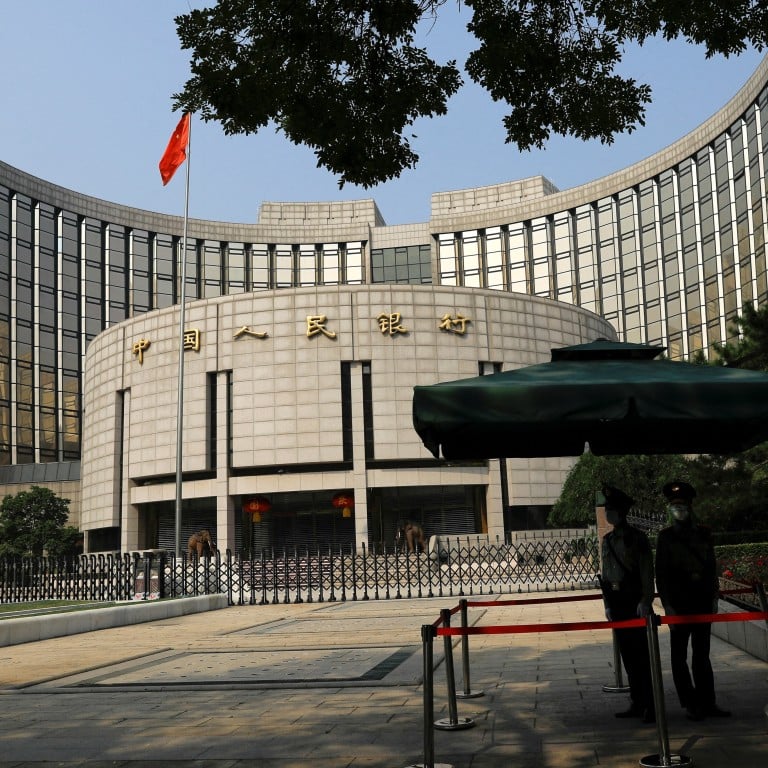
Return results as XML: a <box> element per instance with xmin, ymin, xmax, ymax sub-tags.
<box><xmin>601</xmin><ymin>524</ymin><xmax>654</xmax><ymax>619</ymax></box>
<box><xmin>655</xmin><ymin>521</ymin><xmax>718</xmax><ymax>615</ymax></box>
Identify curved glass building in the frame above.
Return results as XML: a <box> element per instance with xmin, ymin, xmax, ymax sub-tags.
<box><xmin>2</xmin><ymin>56</ymin><xmax>767</xmax><ymax>552</ymax></box>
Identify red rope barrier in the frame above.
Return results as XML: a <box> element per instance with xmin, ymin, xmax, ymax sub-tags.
<box><xmin>438</xmin><ymin>617</ymin><xmax>643</xmax><ymax>636</ymax></box>
<box><xmin>436</xmin><ymin>611</ymin><xmax>768</xmax><ymax>637</ymax></box>
<box><xmin>432</xmin><ymin>602</ymin><xmax>466</xmax><ymax>627</ymax></box>
<box><xmin>662</xmin><ymin>611</ymin><xmax>768</xmax><ymax>626</ymax></box>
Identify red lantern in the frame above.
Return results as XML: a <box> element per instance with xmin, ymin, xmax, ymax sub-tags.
<box><xmin>244</xmin><ymin>496</ymin><xmax>271</xmax><ymax>523</ymax></box>
<box><xmin>331</xmin><ymin>492</ymin><xmax>354</xmax><ymax>518</ymax></box>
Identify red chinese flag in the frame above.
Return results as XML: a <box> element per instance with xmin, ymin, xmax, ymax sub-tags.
<box><xmin>158</xmin><ymin>113</ymin><xmax>190</xmax><ymax>185</ymax></box>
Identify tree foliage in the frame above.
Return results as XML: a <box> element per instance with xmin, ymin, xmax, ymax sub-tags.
<box><xmin>174</xmin><ymin>0</ymin><xmax>461</xmax><ymax>187</ymax></box>
<box><xmin>173</xmin><ymin>1</ymin><xmax>767</xmax><ymax>187</ymax></box>
<box><xmin>549</xmin><ymin>453</ymin><xmax>688</xmax><ymax>527</ymax></box>
<box><xmin>712</xmin><ymin>300</ymin><xmax>768</xmax><ymax>370</ymax></box>
<box><xmin>685</xmin><ymin>452</ymin><xmax>767</xmax><ymax>531</ymax></box>
<box><xmin>0</xmin><ymin>486</ymin><xmax>78</xmax><ymax>557</ymax></box>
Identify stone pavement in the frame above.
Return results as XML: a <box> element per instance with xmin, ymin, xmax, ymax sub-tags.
<box><xmin>0</xmin><ymin>591</ymin><xmax>766</xmax><ymax>767</ymax></box>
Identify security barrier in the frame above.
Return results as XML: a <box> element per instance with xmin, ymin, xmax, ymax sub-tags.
<box><xmin>0</xmin><ymin>535</ymin><xmax>599</xmax><ymax>604</ymax></box>
<box><xmin>411</xmin><ymin>589</ymin><xmax>768</xmax><ymax>768</ymax></box>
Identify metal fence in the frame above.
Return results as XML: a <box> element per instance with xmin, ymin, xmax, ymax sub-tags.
<box><xmin>1</xmin><ymin>534</ymin><xmax>600</xmax><ymax>605</ymax></box>
<box><xmin>627</xmin><ymin>510</ymin><xmax>668</xmax><ymax>540</ymax></box>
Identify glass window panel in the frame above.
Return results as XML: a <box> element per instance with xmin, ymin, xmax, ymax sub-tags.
<box><xmin>437</xmin><ymin>234</ymin><xmax>457</xmax><ymax>285</ymax></box>
<box><xmin>226</xmin><ymin>242</ymin><xmax>246</xmax><ymax>293</ymax></box>
<box><xmin>14</xmin><ymin>195</ymin><xmax>33</xmax><ymax>254</ymax></box>
<box><xmin>731</xmin><ymin>120</ymin><xmax>746</xmax><ymax>176</ymax></box>
<box><xmin>720</xmin><ymin>222</ymin><xmax>735</xmax><ymax>275</ymax></box>
<box><xmin>155</xmin><ymin>233</ymin><xmax>175</xmax><ymax>308</ymax></box>
<box><xmin>202</xmin><ymin>240</ymin><xmax>222</xmax><ymax>298</ymax></box>
<box><xmin>131</xmin><ymin>230</ymin><xmax>151</xmax><ymax>313</ymax></box>
<box><xmin>39</xmin><ymin>286</ymin><xmax>55</xmax><ymax>327</ymax></box>
<box><xmin>486</xmin><ymin>227</ymin><xmax>505</xmax><ymax>289</ymax></box>
<box><xmin>686</xmin><ymin>288</ymin><xmax>702</xmax><ymax>328</ymax></box>
<box><xmin>321</xmin><ymin>243</ymin><xmax>340</xmax><ymax>285</ymax></box>
<box><xmin>62</xmin><ymin>373</ymin><xmax>80</xmax><ymax>457</ymax></box>
<box><xmin>298</xmin><ymin>245</ymin><xmax>316</xmax><ymax>286</ymax></box>
<box><xmin>659</xmin><ymin>171</ymin><xmax>679</xmax><ymax>259</ymax></box>
<box><xmin>37</xmin><ymin>204</ymin><xmax>56</xmax><ymax>277</ymax></box>
<box><xmin>14</xmin><ymin>195</ymin><xmax>33</xmax><ymax>284</ymax></box>
<box><xmin>530</xmin><ymin>219</ymin><xmax>549</xmax><ymax>259</ymax></box>
<box><xmin>0</xmin><ymin>401</ymin><xmax>10</xmax><ymax>465</ymax></box>
<box><xmin>61</xmin><ymin>293</ymin><xmax>80</xmax><ymax>336</ymax></box>
<box><xmin>461</xmin><ymin>230</ymin><xmax>481</xmax><ymax>286</ymax></box>
<box><xmin>714</xmin><ymin>134</ymin><xmax>730</xmax><ymax>190</ymax></box>
<box><xmin>181</xmin><ymin>239</ymin><xmax>199</xmax><ymax>300</ymax></box>
<box><xmin>575</xmin><ymin>205</ymin><xmax>594</xmax><ymax>248</ymax></box>
<box><xmin>344</xmin><ymin>242</ymin><xmax>365</xmax><ymax>284</ymax></box>
<box><xmin>508</xmin><ymin>224</ymin><xmax>527</xmax><ymax>293</ymax></box>
<box><xmin>83</xmin><ymin>218</ymin><xmax>104</xmax><ymax>337</ymax></box>
<box><xmin>250</xmin><ymin>244</ymin><xmax>270</xmax><ymax>288</ymax></box>
<box><xmin>275</xmin><ymin>244</ymin><xmax>294</xmax><ymax>287</ymax></box>
<box><xmin>16</xmin><ymin>281</ymin><xmax>33</xmax><ymax>316</ymax></box>
<box><xmin>597</xmin><ymin>199</ymin><xmax>618</xmax><ymax>292</ymax></box>
<box><xmin>0</xmin><ymin>186</ymin><xmax>9</xmax><ymax>261</ymax></box>
<box><xmin>678</xmin><ymin>161</ymin><xmax>695</xmax><ymax>209</ymax></box>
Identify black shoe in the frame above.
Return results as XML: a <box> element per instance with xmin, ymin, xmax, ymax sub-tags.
<box><xmin>685</xmin><ymin>705</ymin><xmax>704</xmax><ymax>721</ymax></box>
<box><xmin>615</xmin><ymin>704</ymin><xmax>644</xmax><ymax>718</ymax></box>
<box><xmin>703</xmin><ymin>705</ymin><xmax>731</xmax><ymax>718</ymax></box>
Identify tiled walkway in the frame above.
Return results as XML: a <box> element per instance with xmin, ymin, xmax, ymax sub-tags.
<box><xmin>1</xmin><ymin>592</ymin><xmax>766</xmax><ymax>767</ymax></box>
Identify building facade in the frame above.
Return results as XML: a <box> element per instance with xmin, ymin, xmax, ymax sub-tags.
<box><xmin>82</xmin><ymin>285</ymin><xmax>611</xmax><ymax>553</ymax></box>
<box><xmin>2</xmin><ymin>56</ymin><xmax>768</xmax><ymax>550</ymax></box>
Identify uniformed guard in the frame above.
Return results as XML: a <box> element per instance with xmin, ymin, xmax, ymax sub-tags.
<box><xmin>600</xmin><ymin>486</ymin><xmax>656</xmax><ymax>723</ymax></box>
<box><xmin>655</xmin><ymin>480</ymin><xmax>731</xmax><ymax>720</ymax></box>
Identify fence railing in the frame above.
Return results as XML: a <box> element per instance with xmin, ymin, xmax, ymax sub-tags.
<box><xmin>1</xmin><ymin>535</ymin><xmax>600</xmax><ymax>605</ymax></box>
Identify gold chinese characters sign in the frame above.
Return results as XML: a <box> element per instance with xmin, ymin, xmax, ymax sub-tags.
<box><xmin>131</xmin><ymin>338</ymin><xmax>151</xmax><ymax>364</ymax></box>
<box><xmin>306</xmin><ymin>315</ymin><xmax>337</xmax><ymax>339</ymax></box>
<box><xmin>234</xmin><ymin>326</ymin><xmax>268</xmax><ymax>339</ymax></box>
<box><xmin>377</xmin><ymin>312</ymin><xmax>408</xmax><ymax>336</ymax></box>
<box><xmin>439</xmin><ymin>313</ymin><xmax>471</xmax><ymax>335</ymax></box>
<box><xmin>131</xmin><ymin>312</ymin><xmax>472</xmax><ymax>362</ymax></box>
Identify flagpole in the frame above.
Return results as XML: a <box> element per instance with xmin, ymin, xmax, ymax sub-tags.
<box><xmin>174</xmin><ymin>115</ymin><xmax>191</xmax><ymax>558</ymax></box>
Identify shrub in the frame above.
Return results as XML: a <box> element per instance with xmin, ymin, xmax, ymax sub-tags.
<box><xmin>715</xmin><ymin>542</ymin><xmax>768</xmax><ymax>586</ymax></box>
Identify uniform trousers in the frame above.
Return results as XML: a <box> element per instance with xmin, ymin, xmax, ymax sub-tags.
<box><xmin>669</xmin><ymin>620</ymin><xmax>715</xmax><ymax>710</ymax></box>
<box><xmin>609</xmin><ymin>597</ymin><xmax>654</xmax><ymax>713</ymax></box>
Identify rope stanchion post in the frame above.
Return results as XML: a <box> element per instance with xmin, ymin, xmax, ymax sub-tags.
<box><xmin>404</xmin><ymin>624</ymin><xmax>455</xmax><ymax>768</ymax></box>
<box><xmin>456</xmin><ymin>599</ymin><xmax>484</xmax><ymax>699</ymax></box>
<box><xmin>435</xmin><ymin>608</ymin><xmax>475</xmax><ymax>731</ymax></box>
<box><xmin>602</xmin><ymin>629</ymin><xmax>631</xmax><ymax>693</ymax></box>
<box><xmin>640</xmin><ymin>612</ymin><xmax>693</xmax><ymax>768</ymax></box>
<box><xmin>423</xmin><ymin>623</ymin><xmax>437</xmax><ymax>768</ymax></box>
<box><xmin>427</xmin><ymin>594</ymin><xmax>767</xmax><ymax>766</ymax></box>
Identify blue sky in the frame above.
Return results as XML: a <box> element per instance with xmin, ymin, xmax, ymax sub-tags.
<box><xmin>0</xmin><ymin>1</ymin><xmax>764</xmax><ymax>225</ymax></box>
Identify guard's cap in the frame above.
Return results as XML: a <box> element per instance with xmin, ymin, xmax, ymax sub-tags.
<box><xmin>662</xmin><ymin>480</ymin><xmax>696</xmax><ymax>503</ymax></box>
<box><xmin>603</xmin><ymin>486</ymin><xmax>634</xmax><ymax>512</ymax></box>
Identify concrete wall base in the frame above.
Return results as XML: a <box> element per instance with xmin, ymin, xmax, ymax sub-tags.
<box><xmin>0</xmin><ymin>594</ymin><xmax>228</xmax><ymax>647</ymax></box>
<box><xmin>711</xmin><ymin>599</ymin><xmax>768</xmax><ymax>662</ymax></box>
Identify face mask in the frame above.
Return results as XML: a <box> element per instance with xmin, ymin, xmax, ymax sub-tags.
<box><xmin>669</xmin><ymin>503</ymin><xmax>690</xmax><ymax>521</ymax></box>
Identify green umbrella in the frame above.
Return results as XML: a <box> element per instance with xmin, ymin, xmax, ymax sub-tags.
<box><xmin>412</xmin><ymin>340</ymin><xmax>768</xmax><ymax>459</ymax></box>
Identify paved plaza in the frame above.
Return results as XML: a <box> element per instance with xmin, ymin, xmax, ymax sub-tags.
<box><xmin>1</xmin><ymin>591</ymin><xmax>766</xmax><ymax>767</ymax></box>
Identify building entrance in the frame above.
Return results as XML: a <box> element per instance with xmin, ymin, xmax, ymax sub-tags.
<box><xmin>366</xmin><ymin>485</ymin><xmax>484</xmax><ymax>549</ymax></box>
